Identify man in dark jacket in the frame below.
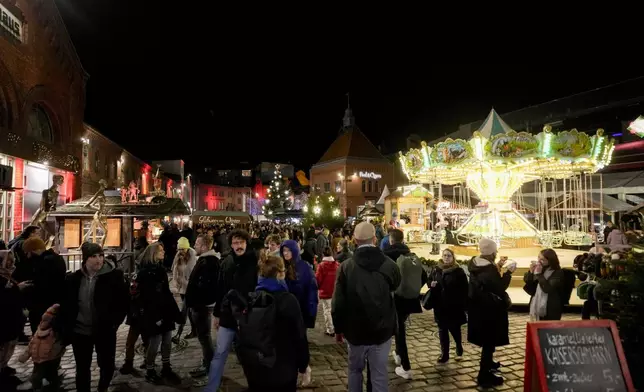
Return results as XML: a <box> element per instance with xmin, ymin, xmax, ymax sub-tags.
<box><xmin>332</xmin><ymin>222</ymin><xmax>401</xmax><ymax>392</ymax></box>
<box><xmin>21</xmin><ymin>237</ymin><xmax>67</xmax><ymax>334</ymax></box>
<box><xmin>60</xmin><ymin>243</ymin><xmax>129</xmax><ymax>392</ymax></box>
<box><xmin>205</xmin><ymin>229</ymin><xmax>258</xmax><ymax>391</ymax></box>
<box><xmin>184</xmin><ymin>234</ymin><xmax>220</xmax><ymax>378</ymax></box>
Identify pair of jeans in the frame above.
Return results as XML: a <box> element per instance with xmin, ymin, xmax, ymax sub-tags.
<box><xmin>320</xmin><ymin>298</ymin><xmax>334</xmax><ymax>334</ymax></box>
<box><xmin>31</xmin><ymin>358</ymin><xmax>62</xmax><ymax>390</ymax></box>
<box><xmin>347</xmin><ymin>339</ymin><xmax>392</xmax><ymax>392</ymax></box>
<box><xmin>204</xmin><ymin>326</ymin><xmax>236</xmax><ymax>392</ymax></box>
<box><xmin>394</xmin><ymin>311</ymin><xmax>411</xmax><ymax>370</ymax></box>
<box><xmin>124</xmin><ymin>325</ymin><xmax>148</xmax><ymax>362</ymax></box>
<box><xmin>176</xmin><ymin>294</ymin><xmax>196</xmax><ymax>337</ymax></box>
<box><xmin>438</xmin><ymin>322</ymin><xmax>463</xmax><ymax>356</ymax></box>
<box><xmin>190</xmin><ymin>306</ymin><xmax>214</xmax><ymax>366</ymax></box>
<box><xmin>71</xmin><ymin>331</ymin><xmax>117</xmax><ymax>392</ymax></box>
<box><xmin>146</xmin><ymin>330</ymin><xmax>172</xmax><ymax>369</ymax></box>
<box><xmin>480</xmin><ymin>345</ymin><xmax>496</xmax><ymax>373</ymax></box>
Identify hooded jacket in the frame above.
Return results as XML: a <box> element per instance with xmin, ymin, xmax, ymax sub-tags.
<box><xmin>332</xmin><ymin>245</ymin><xmax>401</xmax><ymax>346</ymax></box>
<box><xmin>213</xmin><ymin>246</ymin><xmax>259</xmax><ymax>330</ymax></box>
<box><xmin>281</xmin><ymin>240</ymin><xmax>318</xmax><ymax>328</ymax></box>
<box><xmin>316</xmin><ymin>256</ymin><xmax>339</xmax><ymax>299</ymax></box>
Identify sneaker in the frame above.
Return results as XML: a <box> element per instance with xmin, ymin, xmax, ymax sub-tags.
<box><xmin>456</xmin><ymin>346</ymin><xmax>464</xmax><ymax>357</ymax></box>
<box><xmin>392</xmin><ymin>353</ymin><xmax>401</xmax><ymax>366</ymax></box>
<box><xmin>300</xmin><ymin>366</ymin><xmax>312</xmax><ymax>387</ymax></box>
<box><xmin>161</xmin><ymin>366</ymin><xmax>182</xmax><ymax>385</ymax></box>
<box><xmin>437</xmin><ymin>354</ymin><xmax>449</xmax><ymax>364</ymax></box>
<box><xmin>477</xmin><ymin>371</ymin><xmax>504</xmax><ymax>388</ymax></box>
<box><xmin>189</xmin><ymin>365</ymin><xmax>209</xmax><ymax>378</ymax></box>
<box><xmin>119</xmin><ymin>361</ymin><xmax>135</xmax><ymax>375</ymax></box>
<box><xmin>395</xmin><ymin>366</ymin><xmax>413</xmax><ymax>380</ymax></box>
<box><xmin>145</xmin><ymin>369</ymin><xmax>163</xmax><ymax>384</ymax></box>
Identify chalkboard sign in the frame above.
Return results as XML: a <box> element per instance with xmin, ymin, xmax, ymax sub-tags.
<box><xmin>525</xmin><ymin>320</ymin><xmax>635</xmax><ymax>392</ymax></box>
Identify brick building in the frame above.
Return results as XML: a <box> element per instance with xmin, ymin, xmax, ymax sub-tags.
<box><xmin>310</xmin><ymin>105</ymin><xmax>394</xmax><ymax>217</ymax></box>
<box><xmin>196</xmin><ymin>184</ymin><xmax>252</xmax><ymax>212</ymax></box>
<box><xmin>0</xmin><ymin>0</ymin><xmax>86</xmax><ymax>241</ymax></box>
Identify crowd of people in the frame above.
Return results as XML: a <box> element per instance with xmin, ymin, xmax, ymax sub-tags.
<box><xmin>0</xmin><ymin>218</ymin><xmax>594</xmax><ymax>391</ymax></box>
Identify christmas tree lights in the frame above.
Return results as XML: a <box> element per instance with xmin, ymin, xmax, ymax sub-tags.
<box><xmin>262</xmin><ymin>164</ymin><xmax>290</xmax><ymax>216</ymax></box>
<box><xmin>303</xmin><ymin>194</ymin><xmax>344</xmax><ymax>228</ymax></box>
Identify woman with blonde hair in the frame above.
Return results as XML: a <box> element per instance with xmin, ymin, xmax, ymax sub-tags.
<box><xmin>171</xmin><ymin>237</ymin><xmax>197</xmax><ymax>342</ymax></box>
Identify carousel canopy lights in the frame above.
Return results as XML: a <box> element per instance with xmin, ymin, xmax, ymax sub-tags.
<box><xmin>628</xmin><ymin>115</ymin><xmax>644</xmax><ymax>138</ymax></box>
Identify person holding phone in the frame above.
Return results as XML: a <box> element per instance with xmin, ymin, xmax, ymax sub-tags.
<box><xmin>523</xmin><ymin>249</ymin><xmax>564</xmax><ymax>321</ymax></box>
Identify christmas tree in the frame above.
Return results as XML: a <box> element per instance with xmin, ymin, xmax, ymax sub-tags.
<box><xmin>262</xmin><ymin>164</ymin><xmax>290</xmax><ymax>217</ymax></box>
<box><xmin>303</xmin><ymin>194</ymin><xmax>344</xmax><ymax>229</ymax></box>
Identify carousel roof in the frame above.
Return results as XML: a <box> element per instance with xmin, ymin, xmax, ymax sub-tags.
<box><xmin>50</xmin><ymin>196</ymin><xmax>190</xmax><ymax>217</ymax></box>
<box><xmin>477</xmin><ymin>109</ymin><xmax>515</xmax><ymax>139</ymax></box>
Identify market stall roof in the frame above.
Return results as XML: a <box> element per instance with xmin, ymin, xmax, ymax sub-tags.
<box><xmin>359</xmin><ymin>206</ymin><xmax>384</xmax><ymax>217</ymax></box>
<box><xmin>192</xmin><ymin>210</ymin><xmax>252</xmax><ymax>225</ymax></box>
<box><xmin>50</xmin><ymin>196</ymin><xmax>190</xmax><ymax>217</ymax></box>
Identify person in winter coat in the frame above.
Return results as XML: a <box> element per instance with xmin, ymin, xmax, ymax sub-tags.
<box><xmin>265</xmin><ymin>234</ymin><xmax>282</xmax><ymax>258</ymax></box>
<box><xmin>171</xmin><ymin>236</ymin><xmax>198</xmax><ymax>342</ymax></box>
<box><xmin>281</xmin><ymin>240</ymin><xmax>319</xmax><ymax>329</ymax></box>
<box><xmin>8</xmin><ymin>225</ymin><xmax>40</xmax><ymax>277</ymax></box>
<box><xmin>467</xmin><ymin>238</ymin><xmax>515</xmax><ymax>388</ymax></box>
<box><xmin>232</xmin><ymin>253</ymin><xmax>310</xmax><ymax>391</ymax></box>
<box><xmin>429</xmin><ymin>248</ymin><xmax>468</xmax><ymax>363</ymax></box>
<box><xmin>315</xmin><ymin>227</ymin><xmax>329</xmax><ymax>262</ymax></box>
<box><xmin>607</xmin><ymin>228</ymin><xmax>629</xmax><ymax>250</ymax></box>
<box><xmin>206</xmin><ymin>229</ymin><xmax>259</xmax><ymax>391</ymax></box>
<box><xmin>21</xmin><ymin>237</ymin><xmax>67</xmax><ymax>335</ymax></box>
<box><xmin>0</xmin><ymin>250</ymin><xmax>29</xmax><ymax>387</ymax></box>
<box><xmin>524</xmin><ymin>248</ymin><xmax>565</xmax><ymax>321</ymax></box>
<box><xmin>335</xmin><ymin>239</ymin><xmax>353</xmax><ymax>263</ymax></box>
<box><xmin>301</xmin><ymin>234</ymin><xmax>317</xmax><ymax>266</ymax></box>
<box><xmin>60</xmin><ymin>242</ymin><xmax>129</xmax><ymax>392</ymax></box>
<box><xmin>316</xmin><ymin>246</ymin><xmax>339</xmax><ymax>337</ymax></box>
<box><xmin>332</xmin><ymin>222</ymin><xmax>402</xmax><ymax>392</ymax></box>
<box><xmin>133</xmin><ymin>242</ymin><xmax>182</xmax><ymax>384</ymax></box>
<box><xmin>19</xmin><ymin>303</ymin><xmax>65</xmax><ymax>391</ymax></box>
<box><xmin>384</xmin><ymin>229</ymin><xmax>428</xmax><ymax>380</ymax></box>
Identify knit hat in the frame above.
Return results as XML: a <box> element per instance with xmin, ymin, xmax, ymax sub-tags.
<box><xmin>177</xmin><ymin>237</ymin><xmax>190</xmax><ymax>250</ymax></box>
<box><xmin>478</xmin><ymin>238</ymin><xmax>498</xmax><ymax>256</ymax></box>
<box><xmin>40</xmin><ymin>303</ymin><xmax>60</xmax><ymax>329</ymax></box>
<box><xmin>81</xmin><ymin>242</ymin><xmax>103</xmax><ymax>263</ymax></box>
<box><xmin>354</xmin><ymin>222</ymin><xmax>376</xmax><ymax>241</ymax></box>
<box><xmin>23</xmin><ymin>237</ymin><xmax>46</xmax><ymax>254</ymax></box>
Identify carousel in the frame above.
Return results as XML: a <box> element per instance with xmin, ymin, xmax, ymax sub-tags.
<box><xmin>399</xmin><ymin>109</ymin><xmax>615</xmax><ymax>249</ymax></box>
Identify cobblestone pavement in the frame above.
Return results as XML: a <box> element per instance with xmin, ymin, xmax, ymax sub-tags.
<box><xmin>8</xmin><ymin>309</ymin><xmax>580</xmax><ymax>391</ymax></box>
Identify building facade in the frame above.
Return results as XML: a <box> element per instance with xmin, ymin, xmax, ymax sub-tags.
<box><xmin>0</xmin><ymin>0</ymin><xmax>86</xmax><ymax>241</ymax></box>
<box><xmin>310</xmin><ymin>106</ymin><xmax>394</xmax><ymax>217</ymax></box>
<box><xmin>196</xmin><ymin>184</ymin><xmax>251</xmax><ymax>212</ymax></box>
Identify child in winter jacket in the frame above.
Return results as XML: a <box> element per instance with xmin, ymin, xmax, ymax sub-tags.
<box><xmin>315</xmin><ymin>247</ymin><xmax>340</xmax><ymax>338</ymax></box>
<box><xmin>19</xmin><ymin>303</ymin><xmax>65</xmax><ymax>391</ymax></box>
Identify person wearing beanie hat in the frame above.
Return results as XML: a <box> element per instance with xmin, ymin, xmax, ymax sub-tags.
<box><xmin>19</xmin><ymin>303</ymin><xmax>65</xmax><ymax>391</ymax></box>
<box><xmin>171</xmin><ymin>237</ymin><xmax>197</xmax><ymax>343</ymax></box>
<box><xmin>60</xmin><ymin>242</ymin><xmax>129</xmax><ymax>392</ymax></box>
<box><xmin>332</xmin><ymin>221</ymin><xmax>401</xmax><ymax>392</ymax></box>
<box><xmin>466</xmin><ymin>238</ymin><xmax>515</xmax><ymax>388</ymax></box>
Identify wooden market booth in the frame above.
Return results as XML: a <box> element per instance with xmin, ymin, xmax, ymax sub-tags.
<box><xmin>384</xmin><ymin>185</ymin><xmax>433</xmax><ymax>242</ymax></box>
<box><xmin>51</xmin><ymin>194</ymin><xmax>190</xmax><ymax>272</ymax></box>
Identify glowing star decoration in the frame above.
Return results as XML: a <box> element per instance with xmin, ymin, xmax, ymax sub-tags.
<box><xmin>313</xmin><ymin>206</ymin><xmax>321</xmax><ymax>215</ymax></box>
<box><xmin>328</xmin><ymin>196</ymin><xmax>334</xmax><ymax>202</ymax></box>
<box><xmin>332</xmin><ymin>208</ymin><xmax>340</xmax><ymax>217</ymax></box>
<box><xmin>628</xmin><ymin>116</ymin><xmax>644</xmax><ymax>138</ymax></box>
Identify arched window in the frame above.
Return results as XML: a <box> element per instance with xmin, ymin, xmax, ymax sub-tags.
<box><xmin>27</xmin><ymin>104</ymin><xmax>54</xmax><ymax>143</ymax></box>
<box><xmin>361</xmin><ymin>180</ymin><xmax>366</xmax><ymax>193</ymax></box>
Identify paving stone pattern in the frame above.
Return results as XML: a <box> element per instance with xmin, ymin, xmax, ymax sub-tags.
<box><xmin>8</xmin><ymin>309</ymin><xmax>580</xmax><ymax>391</ymax></box>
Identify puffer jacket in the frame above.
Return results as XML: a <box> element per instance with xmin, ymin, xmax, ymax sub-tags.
<box><xmin>20</xmin><ymin>327</ymin><xmax>65</xmax><ymax>364</ymax></box>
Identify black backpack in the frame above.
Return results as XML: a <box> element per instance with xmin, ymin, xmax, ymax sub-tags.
<box><xmin>228</xmin><ymin>289</ymin><xmax>280</xmax><ymax>370</ymax></box>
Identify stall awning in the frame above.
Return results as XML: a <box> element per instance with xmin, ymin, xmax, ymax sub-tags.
<box><xmin>50</xmin><ymin>195</ymin><xmax>190</xmax><ymax>217</ymax></box>
<box><xmin>192</xmin><ymin>211</ymin><xmax>251</xmax><ymax>225</ymax></box>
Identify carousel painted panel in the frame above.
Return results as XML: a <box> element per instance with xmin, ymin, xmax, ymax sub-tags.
<box><xmin>486</xmin><ymin>131</ymin><xmax>539</xmax><ymax>159</ymax></box>
<box><xmin>429</xmin><ymin>139</ymin><xmax>472</xmax><ymax>166</ymax></box>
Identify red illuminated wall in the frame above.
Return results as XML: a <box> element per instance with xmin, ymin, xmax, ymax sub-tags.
<box><xmin>12</xmin><ymin>158</ymin><xmax>24</xmax><ymax>237</ymax></box>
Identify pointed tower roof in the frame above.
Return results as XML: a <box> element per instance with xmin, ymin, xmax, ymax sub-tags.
<box><xmin>315</xmin><ymin>100</ymin><xmax>388</xmax><ymax>165</ymax></box>
<box><xmin>477</xmin><ymin>108</ymin><xmax>515</xmax><ymax>138</ymax></box>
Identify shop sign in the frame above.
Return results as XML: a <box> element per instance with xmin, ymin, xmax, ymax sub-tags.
<box><xmin>194</xmin><ymin>214</ymin><xmax>249</xmax><ymax>225</ymax></box>
<box><xmin>0</xmin><ymin>4</ymin><xmax>22</xmax><ymax>42</ymax></box>
<box><xmin>359</xmin><ymin>171</ymin><xmax>382</xmax><ymax>180</ymax></box>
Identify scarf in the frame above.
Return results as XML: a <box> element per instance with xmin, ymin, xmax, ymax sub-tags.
<box><xmin>438</xmin><ymin>261</ymin><xmax>459</xmax><ymax>272</ymax></box>
<box><xmin>530</xmin><ymin>268</ymin><xmax>554</xmax><ymax>320</ymax></box>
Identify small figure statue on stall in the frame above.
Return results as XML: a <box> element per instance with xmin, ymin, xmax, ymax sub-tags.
<box><xmin>83</xmin><ymin>179</ymin><xmax>108</xmax><ymax>247</ymax></box>
<box><xmin>120</xmin><ymin>183</ymin><xmax>128</xmax><ymax>203</ymax></box>
<box><xmin>30</xmin><ymin>174</ymin><xmax>64</xmax><ymax>249</ymax></box>
<box><xmin>152</xmin><ymin>166</ymin><xmax>164</xmax><ymax>197</ymax></box>
<box><xmin>166</xmin><ymin>180</ymin><xmax>173</xmax><ymax>198</ymax></box>
<box><xmin>128</xmin><ymin>181</ymin><xmax>139</xmax><ymax>202</ymax></box>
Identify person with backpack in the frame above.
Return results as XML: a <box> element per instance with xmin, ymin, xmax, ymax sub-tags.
<box><xmin>523</xmin><ymin>248</ymin><xmax>565</xmax><ymax>321</ymax></box>
<box><xmin>332</xmin><ymin>222</ymin><xmax>401</xmax><ymax>392</ymax></box>
<box><xmin>226</xmin><ymin>253</ymin><xmax>310</xmax><ymax>391</ymax></box>
<box><xmin>184</xmin><ymin>234</ymin><xmax>220</xmax><ymax>378</ymax></box>
<box><xmin>429</xmin><ymin>248</ymin><xmax>468</xmax><ymax>364</ymax></box>
<box><xmin>316</xmin><ymin>246</ymin><xmax>340</xmax><ymax>338</ymax></box>
<box><xmin>205</xmin><ymin>229</ymin><xmax>259</xmax><ymax>392</ymax></box>
<box><xmin>384</xmin><ymin>229</ymin><xmax>427</xmax><ymax>380</ymax></box>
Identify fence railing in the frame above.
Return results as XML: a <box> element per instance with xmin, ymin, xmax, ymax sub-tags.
<box><xmin>60</xmin><ymin>252</ymin><xmax>136</xmax><ymax>275</ymax></box>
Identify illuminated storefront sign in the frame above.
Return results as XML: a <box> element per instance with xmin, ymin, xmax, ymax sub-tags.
<box><xmin>359</xmin><ymin>171</ymin><xmax>382</xmax><ymax>180</ymax></box>
<box><xmin>0</xmin><ymin>4</ymin><xmax>22</xmax><ymax>42</ymax></box>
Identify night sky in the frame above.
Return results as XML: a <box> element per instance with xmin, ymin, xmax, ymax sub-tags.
<box><xmin>54</xmin><ymin>1</ymin><xmax>641</xmax><ymax>171</ymax></box>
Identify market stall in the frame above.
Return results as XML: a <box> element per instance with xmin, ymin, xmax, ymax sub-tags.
<box><xmin>384</xmin><ymin>185</ymin><xmax>433</xmax><ymax>243</ymax></box>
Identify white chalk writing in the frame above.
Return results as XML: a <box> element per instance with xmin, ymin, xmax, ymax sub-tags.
<box><xmin>545</xmin><ymin>345</ymin><xmax>613</xmax><ymax>366</ymax></box>
<box><xmin>546</xmin><ymin>332</ymin><xmax>605</xmax><ymax>346</ymax></box>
